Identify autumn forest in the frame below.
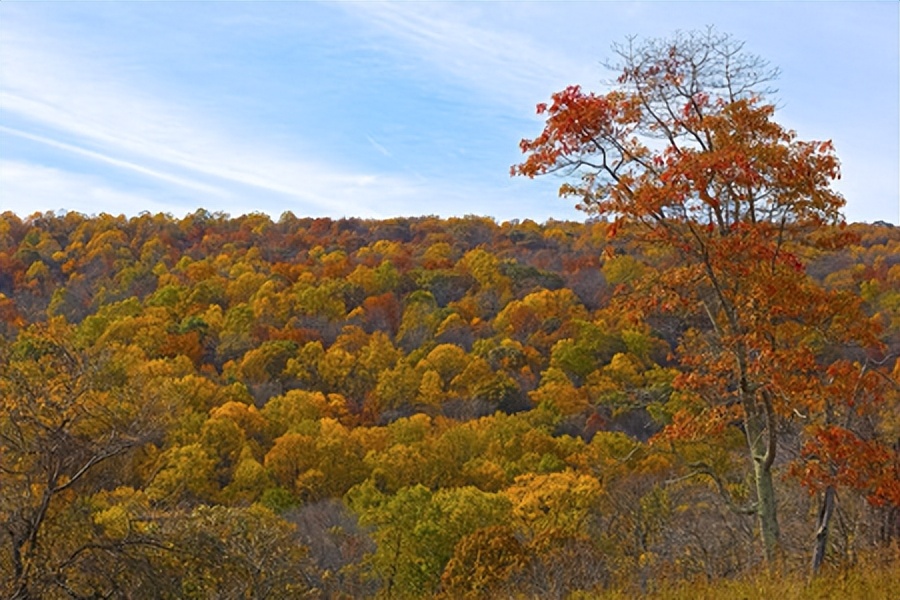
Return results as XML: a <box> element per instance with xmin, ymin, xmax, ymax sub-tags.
<box><xmin>2</xmin><ymin>30</ymin><xmax>900</xmax><ymax>600</ymax></box>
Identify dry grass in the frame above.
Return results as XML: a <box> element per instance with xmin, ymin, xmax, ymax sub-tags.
<box><xmin>579</xmin><ymin>550</ymin><xmax>900</xmax><ymax>600</ymax></box>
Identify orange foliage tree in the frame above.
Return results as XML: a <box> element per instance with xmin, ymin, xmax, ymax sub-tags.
<box><xmin>513</xmin><ymin>28</ymin><xmax>886</xmax><ymax>565</ymax></box>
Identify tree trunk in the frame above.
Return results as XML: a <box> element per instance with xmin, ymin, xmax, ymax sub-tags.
<box><xmin>745</xmin><ymin>396</ymin><xmax>780</xmax><ymax>567</ymax></box>
<box><xmin>811</xmin><ymin>485</ymin><xmax>836</xmax><ymax>575</ymax></box>
<box><xmin>754</xmin><ymin>456</ymin><xmax>780</xmax><ymax>566</ymax></box>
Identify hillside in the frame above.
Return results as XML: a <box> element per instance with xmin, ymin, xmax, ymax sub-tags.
<box><xmin>1</xmin><ymin>210</ymin><xmax>898</xmax><ymax>599</ymax></box>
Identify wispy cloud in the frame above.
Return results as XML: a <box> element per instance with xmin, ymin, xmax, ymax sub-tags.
<box><xmin>366</xmin><ymin>135</ymin><xmax>392</xmax><ymax>158</ymax></box>
<box><xmin>0</xmin><ymin>160</ymin><xmax>182</xmax><ymax>217</ymax></box>
<box><xmin>0</xmin><ymin>11</ymin><xmax>429</xmax><ymax>218</ymax></box>
<box><xmin>0</xmin><ymin>124</ymin><xmax>225</xmax><ymax>197</ymax></box>
<box><xmin>345</xmin><ymin>2</ymin><xmax>603</xmax><ymax>113</ymax></box>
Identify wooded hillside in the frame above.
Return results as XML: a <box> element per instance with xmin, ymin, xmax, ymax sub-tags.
<box><xmin>1</xmin><ymin>210</ymin><xmax>898</xmax><ymax>598</ymax></box>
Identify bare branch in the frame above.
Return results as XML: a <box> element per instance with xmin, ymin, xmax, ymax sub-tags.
<box><xmin>667</xmin><ymin>462</ymin><xmax>757</xmax><ymax>516</ymax></box>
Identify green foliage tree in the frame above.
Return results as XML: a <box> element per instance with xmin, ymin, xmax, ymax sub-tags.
<box><xmin>347</xmin><ymin>481</ymin><xmax>511</xmax><ymax>598</ymax></box>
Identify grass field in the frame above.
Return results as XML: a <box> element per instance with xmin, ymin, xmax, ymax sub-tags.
<box><xmin>582</xmin><ymin>551</ymin><xmax>900</xmax><ymax>600</ymax></box>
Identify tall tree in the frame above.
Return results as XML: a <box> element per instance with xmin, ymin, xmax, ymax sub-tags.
<box><xmin>513</xmin><ymin>28</ymin><xmax>882</xmax><ymax>565</ymax></box>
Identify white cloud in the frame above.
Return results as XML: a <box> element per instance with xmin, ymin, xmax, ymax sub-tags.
<box><xmin>0</xmin><ymin>160</ymin><xmax>181</xmax><ymax>217</ymax></box>
<box><xmin>0</xmin><ymin>14</ymin><xmax>429</xmax><ymax>219</ymax></box>
<box><xmin>0</xmin><ymin>124</ymin><xmax>225</xmax><ymax>197</ymax></box>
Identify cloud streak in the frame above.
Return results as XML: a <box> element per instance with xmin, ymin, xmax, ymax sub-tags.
<box><xmin>0</xmin><ymin>160</ymin><xmax>183</xmax><ymax>217</ymax></box>
<box><xmin>345</xmin><ymin>2</ymin><xmax>602</xmax><ymax>112</ymax></box>
<box><xmin>0</xmin><ymin>123</ymin><xmax>225</xmax><ymax>197</ymax></box>
<box><xmin>0</xmin><ymin>10</ymin><xmax>430</xmax><ymax>218</ymax></box>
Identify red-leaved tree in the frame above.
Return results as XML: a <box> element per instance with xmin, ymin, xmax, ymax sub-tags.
<box><xmin>513</xmin><ymin>28</ymin><xmax>893</xmax><ymax>567</ymax></box>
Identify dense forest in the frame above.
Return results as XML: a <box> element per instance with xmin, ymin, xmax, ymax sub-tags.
<box><xmin>1</xmin><ymin>209</ymin><xmax>898</xmax><ymax>598</ymax></box>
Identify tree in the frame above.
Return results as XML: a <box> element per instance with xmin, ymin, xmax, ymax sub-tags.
<box><xmin>0</xmin><ymin>319</ymin><xmax>170</xmax><ymax>598</ymax></box>
<box><xmin>440</xmin><ymin>525</ymin><xmax>528</xmax><ymax>599</ymax></box>
<box><xmin>347</xmin><ymin>481</ymin><xmax>510</xmax><ymax>598</ymax></box>
<box><xmin>789</xmin><ymin>358</ymin><xmax>900</xmax><ymax>574</ymax></box>
<box><xmin>513</xmin><ymin>28</ymin><xmax>882</xmax><ymax>566</ymax></box>
<box><xmin>166</xmin><ymin>504</ymin><xmax>313</xmax><ymax>599</ymax></box>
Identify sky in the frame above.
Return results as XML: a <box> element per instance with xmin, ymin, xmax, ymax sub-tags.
<box><xmin>1</xmin><ymin>1</ymin><xmax>898</xmax><ymax>225</ymax></box>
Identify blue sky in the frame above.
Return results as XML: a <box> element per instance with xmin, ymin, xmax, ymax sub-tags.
<box><xmin>1</xmin><ymin>1</ymin><xmax>898</xmax><ymax>224</ymax></box>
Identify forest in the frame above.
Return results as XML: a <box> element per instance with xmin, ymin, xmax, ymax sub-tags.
<box><xmin>0</xmin><ymin>209</ymin><xmax>897</xmax><ymax>599</ymax></box>
<box><xmin>2</xmin><ymin>29</ymin><xmax>900</xmax><ymax>600</ymax></box>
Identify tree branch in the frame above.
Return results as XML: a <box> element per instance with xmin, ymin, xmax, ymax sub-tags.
<box><xmin>667</xmin><ymin>462</ymin><xmax>757</xmax><ymax>516</ymax></box>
